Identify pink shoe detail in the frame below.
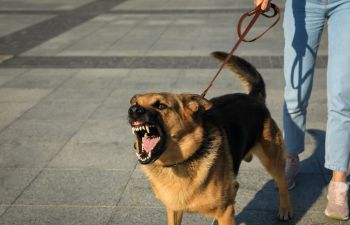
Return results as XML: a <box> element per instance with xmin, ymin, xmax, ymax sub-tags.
<box><xmin>325</xmin><ymin>181</ymin><xmax>349</xmax><ymax>220</ymax></box>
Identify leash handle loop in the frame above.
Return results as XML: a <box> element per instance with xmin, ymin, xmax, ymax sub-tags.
<box><xmin>200</xmin><ymin>3</ymin><xmax>280</xmax><ymax>98</ymax></box>
<box><xmin>237</xmin><ymin>3</ymin><xmax>280</xmax><ymax>43</ymax></box>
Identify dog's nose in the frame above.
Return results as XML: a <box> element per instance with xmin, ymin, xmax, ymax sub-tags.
<box><xmin>128</xmin><ymin>104</ymin><xmax>145</xmax><ymax>117</ymax></box>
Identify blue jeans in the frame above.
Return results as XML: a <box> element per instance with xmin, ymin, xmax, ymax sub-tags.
<box><xmin>283</xmin><ymin>0</ymin><xmax>350</xmax><ymax>172</ymax></box>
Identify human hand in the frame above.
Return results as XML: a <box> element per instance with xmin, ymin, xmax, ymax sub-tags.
<box><xmin>253</xmin><ymin>0</ymin><xmax>271</xmax><ymax>11</ymax></box>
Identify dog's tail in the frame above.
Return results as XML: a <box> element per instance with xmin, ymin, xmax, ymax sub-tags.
<box><xmin>211</xmin><ymin>51</ymin><xmax>266</xmax><ymax>101</ymax></box>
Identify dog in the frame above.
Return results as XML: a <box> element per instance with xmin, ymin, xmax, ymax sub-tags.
<box><xmin>127</xmin><ymin>52</ymin><xmax>293</xmax><ymax>225</ymax></box>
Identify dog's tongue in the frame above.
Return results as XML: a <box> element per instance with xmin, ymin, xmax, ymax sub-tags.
<box><xmin>142</xmin><ymin>134</ymin><xmax>160</xmax><ymax>153</ymax></box>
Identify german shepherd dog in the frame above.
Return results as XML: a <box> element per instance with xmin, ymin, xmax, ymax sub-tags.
<box><xmin>128</xmin><ymin>52</ymin><xmax>293</xmax><ymax>225</ymax></box>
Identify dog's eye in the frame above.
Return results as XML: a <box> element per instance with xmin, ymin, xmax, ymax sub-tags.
<box><xmin>153</xmin><ymin>101</ymin><xmax>167</xmax><ymax>110</ymax></box>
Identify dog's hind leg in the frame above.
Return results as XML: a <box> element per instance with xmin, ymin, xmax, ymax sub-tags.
<box><xmin>252</xmin><ymin>118</ymin><xmax>293</xmax><ymax>221</ymax></box>
<box><xmin>166</xmin><ymin>208</ymin><xmax>183</xmax><ymax>225</ymax></box>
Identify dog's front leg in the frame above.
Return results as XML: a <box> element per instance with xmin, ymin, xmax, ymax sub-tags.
<box><xmin>166</xmin><ymin>208</ymin><xmax>183</xmax><ymax>225</ymax></box>
<box><xmin>215</xmin><ymin>204</ymin><xmax>235</xmax><ymax>225</ymax></box>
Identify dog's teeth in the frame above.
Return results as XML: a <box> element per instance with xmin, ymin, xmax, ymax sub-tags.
<box><xmin>136</xmin><ymin>152</ymin><xmax>141</xmax><ymax>160</ymax></box>
<box><xmin>145</xmin><ymin>125</ymin><xmax>150</xmax><ymax>134</ymax></box>
<box><xmin>132</xmin><ymin>127</ymin><xmax>136</xmax><ymax>134</ymax></box>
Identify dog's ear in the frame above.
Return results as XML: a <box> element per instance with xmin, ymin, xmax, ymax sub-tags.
<box><xmin>130</xmin><ymin>95</ymin><xmax>140</xmax><ymax>104</ymax></box>
<box><xmin>181</xmin><ymin>94</ymin><xmax>212</xmax><ymax>113</ymax></box>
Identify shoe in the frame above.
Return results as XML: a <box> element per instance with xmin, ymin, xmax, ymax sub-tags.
<box><xmin>285</xmin><ymin>154</ymin><xmax>300</xmax><ymax>190</ymax></box>
<box><xmin>325</xmin><ymin>181</ymin><xmax>349</xmax><ymax>220</ymax></box>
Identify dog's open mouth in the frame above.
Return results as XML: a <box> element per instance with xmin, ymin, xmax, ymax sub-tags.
<box><xmin>131</xmin><ymin>121</ymin><xmax>165</xmax><ymax>164</ymax></box>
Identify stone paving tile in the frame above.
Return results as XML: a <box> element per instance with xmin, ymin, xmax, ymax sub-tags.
<box><xmin>0</xmin><ymin>0</ymin><xmax>95</xmax><ymax>11</ymax></box>
<box><xmin>0</xmin><ymin>102</ymin><xmax>38</xmax><ymax>131</ymax></box>
<box><xmin>89</xmin><ymin>102</ymin><xmax>128</xmax><ymax>121</ymax></box>
<box><xmin>117</xmin><ymin>170</ymin><xmax>162</xmax><ymax>207</ymax></box>
<box><xmin>235</xmin><ymin>172</ymin><xmax>327</xmax><ymax>212</ymax></box>
<box><xmin>235</xmin><ymin>209</ymin><xmax>343</xmax><ymax>225</ymax></box>
<box><xmin>0</xmin><ymin>119</ymin><xmax>83</xmax><ymax>142</ymax></box>
<box><xmin>0</xmin><ymin>140</ymin><xmax>63</xmax><ymax>168</ymax></box>
<box><xmin>0</xmin><ymin>55</ymin><xmax>329</xmax><ymax>69</ymax></box>
<box><xmin>0</xmin><ymin>205</ymin><xmax>114</xmax><ymax>225</ymax></box>
<box><xmin>102</xmin><ymin>20</ymin><xmax>169</xmax><ymax>57</ymax></box>
<box><xmin>112</xmin><ymin>0</ymin><xmax>254</xmax><ymax>10</ymax></box>
<box><xmin>43</xmin><ymin>69</ymin><xmax>128</xmax><ymax>103</ymax></box>
<box><xmin>47</xmin><ymin>141</ymin><xmax>136</xmax><ymax>170</ymax></box>
<box><xmin>0</xmin><ymin>69</ymin><xmax>28</xmax><ymax>86</ymax></box>
<box><xmin>43</xmin><ymin>84</ymin><xmax>112</xmax><ymax>103</ymax></box>
<box><xmin>118</xmin><ymin>69</ymin><xmax>182</xmax><ymax>91</ymax></box>
<box><xmin>22</xmin><ymin>17</ymin><xmax>120</xmax><ymax>56</ymax></box>
<box><xmin>15</xmin><ymin>169</ymin><xmax>131</xmax><ymax>206</ymax></box>
<box><xmin>59</xmin><ymin>20</ymin><xmax>150</xmax><ymax>57</ymax></box>
<box><xmin>13</xmin><ymin>11</ymin><xmax>327</xmax><ymax>58</ymax></box>
<box><xmin>0</xmin><ymin>0</ymin><xmax>128</xmax><ymax>55</ymax></box>
<box><xmin>21</xmin><ymin>102</ymin><xmax>100</xmax><ymax>121</ymax></box>
<box><xmin>0</xmin><ymin>88</ymin><xmax>50</xmax><ymax>103</ymax></box>
<box><xmin>109</xmin><ymin>207</ymin><xmax>213</xmax><ymax>225</ymax></box>
<box><xmin>109</xmin><ymin>207</ymin><xmax>166</xmax><ymax>225</ymax></box>
<box><xmin>60</xmin><ymin>120</ymin><xmax>128</xmax><ymax>145</ymax></box>
<box><xmin>3</xmin><ymin>69</ymin><xmax>77</xmax><ymax>89</ymax></box>
<box><xmin>0</xmin><ymin>168</ymin><xmax>41</xmax><ymax>204</ymax></box>
<box><xmin>0</xmin><ymin>205</ymin><xmax>8</xmax><ymax>216</ymax></box>
<box><xmin>0</xmin><ymin>14</ymin><xmax>54</xmax><ymax>38</ymax></box>
<box><xmin>48</xmin><ymin>119</ymin><xmax>136</xmax><ymax>170</ymax></box>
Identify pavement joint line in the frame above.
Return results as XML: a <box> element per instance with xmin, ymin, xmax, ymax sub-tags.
<box><xmin>0</xmin><ymin>204</ymin><xmax>325</xmax><ymax>212</ymax></box>
<box><xmin>0</xmin><ymin>55</ymin><xmax>328</xmax><ymax>69</ymax></box>
<box><xmin>7</xmin><ymin>204</ymin><xmax>116</xmax><ymax>208</ymax></box>
<box><xmin>0</xmin><ymin>167</ymin><xmax>136</xmax><ymax>171</ymax></box>
<box><xmin>109</xmin><ymin>8</ymin><xmax>273</xmax><ymax>14</ymax></box>
<box><xmin>8</xmin><ymin>204</ymin><xmax>165</xmax><ymax>209</ymax></box>
<box><xmin>0</xmin><ymin>8</ymin><xmax>284</xmax><ymax>15</ymax></box>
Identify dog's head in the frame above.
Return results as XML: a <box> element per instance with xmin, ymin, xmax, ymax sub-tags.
<box><xmin>128</xmin><ymin>93</ymin><xmax>212</xmax><ymax>166</ymax></box>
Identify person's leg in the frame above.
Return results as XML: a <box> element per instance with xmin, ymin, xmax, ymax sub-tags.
<box><xmin>283</xmin><ymin>0</ymin><xmax>326</xmax><ymax>189</ymax></box>
<box><xmin>324</xmin><ymin>0</ymin><xmax>350</xmax><ymax>220</ymax></box>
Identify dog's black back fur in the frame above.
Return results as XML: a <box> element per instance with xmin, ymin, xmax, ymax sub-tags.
<box><xmin>205</xmin><ymin>52</ymin><xmax>270</xmax><ymax>174</ymax></box>
<box><xmin>205</xmin><ymin>94</ymin><xmax>269</xmax><ymax>175</ymax></box>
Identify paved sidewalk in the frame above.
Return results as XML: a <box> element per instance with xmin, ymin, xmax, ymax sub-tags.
<box><xmin>0</xmin><ymin>0</ymin><xmax>345</xmax><ymax>224</ymax></box>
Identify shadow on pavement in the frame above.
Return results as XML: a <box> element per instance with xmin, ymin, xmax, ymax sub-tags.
<box><xmin>235</xmin><ymin>129</ymin><xmax>330</xmax><ymax>225</ymax></box>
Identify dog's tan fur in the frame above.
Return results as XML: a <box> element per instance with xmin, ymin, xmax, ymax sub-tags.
<box><xmin>128</xmin><ymin>53</ymin><xmax>293</xmax><ymax>225</ymax></box>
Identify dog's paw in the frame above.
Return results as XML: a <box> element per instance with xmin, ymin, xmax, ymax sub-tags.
<box><xmin>278</xmin><ymin>207</ymin><xmax>293</xmax><ymax>221</ymax></box>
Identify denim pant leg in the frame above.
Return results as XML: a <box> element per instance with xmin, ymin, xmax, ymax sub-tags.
<box><xmin>324</xmin><ymin>0</ymin><xmax>350</xmax><ymax>172</ymax></box>
<box><xmin>283</xmin><ymin>0</ymin><xmax>326</xmax><ymax>154</ymax></box>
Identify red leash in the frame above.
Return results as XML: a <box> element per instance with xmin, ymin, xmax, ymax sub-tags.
<box><xmin>201</xmin><ymin>3</ymin><xmax>281</xmax><ymax>97</ymax></box>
